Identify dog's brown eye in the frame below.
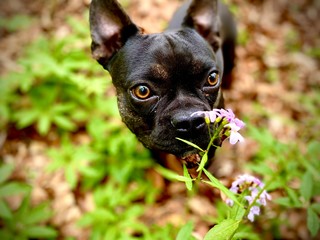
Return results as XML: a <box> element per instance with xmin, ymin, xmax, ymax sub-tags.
<box><xmin>132</xmin><ymin>85</ymin><xmax>151</xmax><ymax>99</ymax></box>
<box><xmin>207</xmin><ymin>72</ymin><xmax>219</xmax><ymax>86</ymax></box>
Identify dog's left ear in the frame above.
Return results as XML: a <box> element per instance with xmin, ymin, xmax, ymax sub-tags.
<box><xmin>183</xmin><ymin>0</ymin><xmax>221</xmax><ymax>51</ymax></box>
<box><xmin>89</xmin><ymin>0</ymin><xmax>140</xmax><ymax>68</ymax></box>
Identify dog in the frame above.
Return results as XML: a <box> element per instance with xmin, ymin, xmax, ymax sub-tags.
<box><xmin>89</xmin><ymin>0</ymin><xmax>236</xmax><ymax>168</ymax></box>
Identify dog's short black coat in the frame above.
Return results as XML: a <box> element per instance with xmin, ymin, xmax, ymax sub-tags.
<box><xmin>89</xmin><ymin>0</ymin><xmax>236</xmax><ymax>168</ymax></box>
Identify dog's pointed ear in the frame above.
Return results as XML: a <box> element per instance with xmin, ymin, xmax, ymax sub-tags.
<box><xmin>89</xmin><ymin>0</ymin><xmax>140</xmax><ymax>68</ymax></box>
<box><xmin>183</xmin><ymin>0</ymin><xmax>221</xmax><ymax>51</ymax></box>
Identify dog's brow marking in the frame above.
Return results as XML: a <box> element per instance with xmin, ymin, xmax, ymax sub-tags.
<box><xmin>151</xmin><ymin>64</ymin><xmax>169</xmax><ymax>79</ymax></box>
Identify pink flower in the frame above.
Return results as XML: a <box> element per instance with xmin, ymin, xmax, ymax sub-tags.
<box><xmin>191</xmin><ymin>109</ymin><xmax>220</xmax><ymax>123</ymax></box>
<box><xmin>191</xmin><ymin>108</ymin><xmax>245</xmax><ymax>145</ymax></box>
<box><xmin>247</xmin><ymin>206</ymin><xmax>260</xmax><ymax>222</ymax></box>
<box><xmin>225</xmin><ymin>174</ymin><xmax>271</xmax><ymax>222</ymax></box>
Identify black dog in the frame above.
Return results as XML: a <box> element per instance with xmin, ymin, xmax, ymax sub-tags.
<box><xmin>89</xmin><ymin>0</ymin><xmax>236</xmax><ymax>168</ymax></box>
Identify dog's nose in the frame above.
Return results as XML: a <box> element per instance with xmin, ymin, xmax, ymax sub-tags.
<box><xmin>171</xmin><ymin>113</ymin><xmax>206</xmax><ymax>134</ymax></box>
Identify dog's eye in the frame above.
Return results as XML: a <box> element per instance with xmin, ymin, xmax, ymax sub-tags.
<box><xmin>207</xmin><ymin>72</ymin><xmax>219</xmax><ymax>86</ymax></box>
<box><xmin>132</xmin><ymin>85</ymin><xmax>151</xmax><ymax>99</ymax></box>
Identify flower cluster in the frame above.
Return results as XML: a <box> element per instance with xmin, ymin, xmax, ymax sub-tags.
<box><xmin>226</xmin><ymin>174</ymin><xmax>272</xmax><ymax>222</ymax></box>
<box><xmin>191</xmin><ymin>108</ymin><xmax>245</xmax><ymax>145</ymax></box>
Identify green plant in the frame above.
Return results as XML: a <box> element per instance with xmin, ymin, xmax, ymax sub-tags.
<box><xmin>156</xmin><ymin>106</ymin><xmax>320</xmax><ymax>239</ymax></box>
<box><xmin>247</xmin><ymin>126</ymin><xmax>320</xmax><ymax>238</ymax></box>
<box><xmin>78</xmin><ymin>180</ymin><xmax>149</xmax><ymax>239</ymax></box>
<box><xmin>1</xmin><ymin>15</ymin><xmax>110</xmax><ymax>135</ymax></box>
<box><xmin>0</xmin><ymin>15</ymin><xmax>34</xmax><ymax>32</ymax></box>
<box><xmin>0</xmin><ymin>163</ymin><xmax>57</xmax><ymax>239</ymax></box>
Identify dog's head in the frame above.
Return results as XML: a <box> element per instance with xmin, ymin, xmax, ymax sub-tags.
<box><xmin>89</xmin><ymin>0</ymin><xmax>224</xmax><ymax>165</ymax></box>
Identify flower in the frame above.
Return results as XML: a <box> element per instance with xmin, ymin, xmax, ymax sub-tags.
<box><xmin>191</xmin><ymin>108</ymin><xmax>245</xmax><ymax>145</ymax></box>
<box><xmin>224</xmin><ymin>122</ymin><xmax>244</xmax><ymax>144</ymax></box>
<box><xmin>225</xmin><ymin>174</ymin><xmax>271</xmax><ymax>222</ymax></box>
<box><xmin>247</xmin><ymin>206</ymin><xmax>260</xmax><ymax>222</ymax></box>
<box><xmin>191</xmin><ymin>109</ymin><xmax>220</xmax><ymax>123</ymax></box>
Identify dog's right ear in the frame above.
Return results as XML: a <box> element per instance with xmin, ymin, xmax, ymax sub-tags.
<box><xmin>89</xmin><ymin>0</ymin><xmax>139</xmax><ymax>68</ymax></box>
<box><xmin>183</xmin><ymin>0</ymin><xmax>221</xmax><ymax>52</ymax></box>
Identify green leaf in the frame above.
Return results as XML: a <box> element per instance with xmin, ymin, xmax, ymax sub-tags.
<box><xmin>202</xmin><ymin>169</ymin><xmax>242</xmax><ymax>207</ymax></box>
<box><xmin>14</xmin><ymin>109</ymin><xmax>39</xmax><ymax>128</ymax></box>
<box><xmin>23</xmin><ymin>226</ymin><xmax>58</xmax><ymax>238</ymax></box>
<box><xmin>176</xmin><ymin>138</ymin><xmax>205</xmax><ymax>152</ymax></box>
<box><xmin>155</xmin><ymin>165</ymin><xmax>193</xmax><ymax>183</ymax></box>
<box><xmin>0</xmin><ymin>229</ymin><xmax>12</xmax><ymax>240</ymax></box>
<box><xmin>183</xmin><ymin>164</ymin><xmax>193</xmax><ymax>191</ymax></box>
<box><xmin>37</xmin><ymin>114</ymin><xmax>51</xmax><ymax>135</ymax></box>
<box><xmin>285</xmin><ymin>187</ymin><xmax>302</xmax><ymax>207</ymax></box>
<box><xmin>307</xmin><ymin>208</ymin><xmax>320</xmax><ymax>237</ymax></box>
<box><xmin>311</xmin><ymin>203</ymin><xmax>320</xmax><ymax>214</ymax></box>
<box><xmin>65</xmin><ymin>165</ymin><xmax>78</xmax><ymax>189</ymax></box>
<box><xmin>53</xmin><ymin>115</ymin><xmax>76</xmax><ymax>131</ymax></box>
<box><xmin>197</xmin><ymin>152</ymin><xmax>208</xmax><ymax>172</ymax></box>
<box><xmin>0</xmin><ymin>199</ymin><xmax>13</xmax><ymax>219</ymax></box>
<box><xmin>23</xmin><ymin>203</ymin><xmax>52</xmax><ymax>225</ymax></box>
<box><xmin>273</xmin><ymin>197</ymin><xmax>293</xmax><ymax>207</ymax></box>
<box><xmin>204</xmin><ymin>219</ymin><xmax>240</xmax><ymax>240</ymax></box>
<box><xmin>0</xmin><ymin>163</ymin><xmax>14</xmax><ymax>184</ymax></box>
<box><xmin>229</xmin><ymin>203</ymin><xmax>246</xmax><ymax>221</ymax></box>
<box><xmin>16</xmin><ymin>193</ymin><xmax>31</xmax><ymax>220</ymax></box>
<box><xmin>0</xmin><ymin>182</ymin><xmax>31</xmax><ymax>197</ymax></box>
<box><xmin>300</xmin><ymin>171</ymin><xmax>313</xmax><ymax>201</ymax></box>
<box><xmin>176</xmin><ymin>221</ymin><xmax>194</xmax><ymax>240</ymax></box>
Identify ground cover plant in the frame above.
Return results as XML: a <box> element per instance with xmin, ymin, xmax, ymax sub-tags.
<box><xmin>0</xmin><ymin>0</ymin><xmax>319</xmax><ymax>239</ymax></box>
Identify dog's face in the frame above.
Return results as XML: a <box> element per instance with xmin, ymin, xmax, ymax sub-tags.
<box><xmin>90</xmin><ymin>0</ymin><xmax>224</xmax><ymax>165</ymax></box>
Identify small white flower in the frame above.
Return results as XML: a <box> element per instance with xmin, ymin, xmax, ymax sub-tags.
<box><xmin>224</xmin><ymin>122</ymin><xmax>244</xmax><ymax>145</ymax></box>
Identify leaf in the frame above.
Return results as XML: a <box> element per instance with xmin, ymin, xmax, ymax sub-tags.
<box><xmin>23</xmin><ymin>203</ymin><xmax>52</xmax><ymax>225</ymax></box>
<box><xmin>183</xmin><ymin>164</ymin><xmax>193</xmax><ymax>191</ymax></box>
<box><xmin>203</xmin><ymin>169</ymin><xmax>242</xmax><ymax>207</ymax></box>
<box><xmin>307</xmin><ymin>208</ymin><xmax>320</xmax><ymax>237</ymax></box>
<box><xmin>65</xmin><ymin>165</ymin><xmax>78</xmax><ymax>189</ymax></box>
<box><xmin>0</xmin><ymin>229</ymin><xmax>12</xmax><ymax>240</ymax></box>
<box><xmin>311</xmin><ymin>203</ymin><xmax>320</xmax><ymax>214</ymax></box>
<box><xmin>53</xmin><ymin>115</ymin><xmax>76</xmax><ymax>131</ymax></box>
<box><xmin>0</xmin><ymin>199</ymin><xmax>12</xmax><ymax>219</ymax></box>
<box><xmin>155</xmin><ymin>165</ymin><xmax>193</xmax><ymax>183</ymax></box>
<box><xmin>37</xmin><ymin>114</ymin><xmax>51</xmax><ymax>135</ymax></box>
<box><xmin>204</xmin><ymin>219</ymin><xmax>240</xmax><ymax>240</ymax></box>
<box><xmin>14</xmin><ymin>109</ymin><xmax>39</xmax><ymax>128</ymax></box>
<box><xmin>229</xmin><ymin>203</ymin><xmax>246</xmax><ymax>221</ymax></box>
<box><xmin>0</xmin><ymin>163</ymin><xmax>14</xmax><ymax>184</ymax></box>
<box><xmin>176</xmin><ymin>138</ymin><xmax>205</xmax><ymax>152</ymax></box>
<box><xmin>300</xmin><ymin>171</ymin><xmax>313</xmax><ymax>201</ymax></box>
<box><xmin>273</xmin><ymin>197</ymin><xmax>293</xmax><ymax>207</ymax></box>
<box><xmin>197</xmin><ymin>152</ymin><xmax>208</xmax><ymax>172</ymax></box>
<box><xmin>24</xmin><ymin>226</ymin><xmax>58</xmax><ymax>238</ymax></box>
<box><xmin>176</xmin><ymin>221</ymin><xmax>194</xmax><ymax>240</ymax></box>
<box><xmin>285</xmin><ymin>187</ymin><xmax>302</xmax><ymax>207</ymax></box>
<box><xmin>0</xmin><ymin>182</ymin><xmax>31</xmax><ymax>197</ymax></box>
<box><xmin>78</xmin><ymin>209</ymin><xmax>117</xmax><ymax>226</ymax></box>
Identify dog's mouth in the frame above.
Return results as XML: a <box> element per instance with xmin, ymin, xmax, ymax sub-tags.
<box><xmin>179</xmin><ymin>152</ymin><xmax>201</xmax><ymax>169</ymax></box>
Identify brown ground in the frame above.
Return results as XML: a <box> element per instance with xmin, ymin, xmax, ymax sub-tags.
<box><xmin>0</xmin><ymin>0</ymin><xmax>319</xmax><ymax>239</ymax></box>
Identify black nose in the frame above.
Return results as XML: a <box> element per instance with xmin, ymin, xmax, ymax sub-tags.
<box><xmin>171</xmin><ymin>113</ymin><xmax>206</xmax><ymax>134</ymax></box>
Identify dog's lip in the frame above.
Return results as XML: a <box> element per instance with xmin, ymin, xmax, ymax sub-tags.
<box><xmin>179</xmin><ymin>151</ymin><xmax>202</xmax><ymax>168</ymax></box>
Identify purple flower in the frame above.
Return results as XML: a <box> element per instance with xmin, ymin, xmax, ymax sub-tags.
<box><xmin>225</xmin><ymin>174</ymin><xmax>271</xmax><ymax>222</ymax></box>
<box><xmin>191</xmin><ymin>109</ymin><xmax>220</xmax><ymax>123</ymax></box>
<box><xmin>220</xmin><ymin>109</ymin><xmax>245</xmax><ymax>129</ymax></box>
<box><xmin>191</xmin><ymin>108</ymin><xmax>245</xmax><ymax>145</ymax></box>
<box><xmin>219</xmin><ymin>108</ymin><xmax>235</xmax><ymax>122</ymax></box>
<box><xmin>247</xmin><ymin>206</ymin><xmax>260</xmax><ymax>222</ymax></box>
